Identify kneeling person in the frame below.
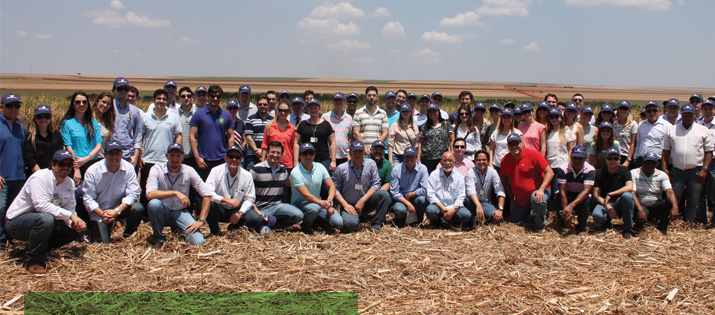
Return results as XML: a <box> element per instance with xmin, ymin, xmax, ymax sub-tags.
<box><xmin>5</xmin><ymin>150</ymin><xmax>87</xmax><ymax>273</ymax></box>
<box><xmin>592</xmin><ymin>148</ymin><xmax>636</xmax><ymax>238</ymax></box>
<box><xmin>631</xmin><ymin>153</ymin><xmax>679</xmax><ymax>233</ymax></box>
<box><xmin>334</xmin><ymin>141</ymin><xmax>391</xmax><ymax>232</ymax></box>
<box><xmin>389</xmin><ymin>147</ymin><xmax>429</xmax><ymax>226</ymax></box>
<box><xmin>465</xmin><ymin>150</ymin><xmax>506</xmax><ymax>224</ymax></box>
<box><xmin>426</xmin><ymin>151</ymin><xmax>470</xmax><ymax>229</ymax></box>
<box><xmin>556</xmin><ymin>145</ymin><xmax>595</xmax><ymax>234</ymax></box>
<box><xmin>291</xmin><ymin>143</ymin><xmax>342</xmax><ymax>232</ymax></box>
<box><xmin>82</xmin><ymin>140</ymin><xmax>145</xmax><ymax>243</ymax></box>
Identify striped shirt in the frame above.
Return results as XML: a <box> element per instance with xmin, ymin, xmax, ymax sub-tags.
<box><xmin>556</xmin><ymin>161</ymin><xmax>596</xmax><ymax>194</ymax></box>
<box><xmin>244</xmin><ymin>113</ymin><xmax>273</xmax><ymax>156</ymax></box>
<box><xmin>250</xmin><ymin>160</ymin><xmax>289</xmax><ymax>208</ymax></box>
<box><xmin>352</xmin><ymin>106</ymin><xmax>388</xmax><ymax>149</ymax></box>
<box><xmin>631</xmin><ymin>168</ymin><xmax>672</xmax><ymax>207</ymax></box>
<box><xmin>323</xmin><ymin>110</ymin><xmax>353</xmax><ymax>159</ymax></box>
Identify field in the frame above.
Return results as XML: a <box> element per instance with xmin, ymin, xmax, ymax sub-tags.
<box><xmin>1</xmin><ymin>74</ymin><xmax>715</xmax><ymax>314</ymax></box>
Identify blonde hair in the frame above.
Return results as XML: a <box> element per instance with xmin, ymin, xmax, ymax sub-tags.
<box><xmin>25</xmin><ymin>113</ymin><xmax>55</xmax><ymax>151</ymax></box>
<box><xmin>264</xmin><ymin>103</ymin><xmax>290</xmax><ymax>137</ymax></box>
<box><xmin>548</xmin><ymin>117</ymin><xmax>567</xmax><ymax>144</ymax></box>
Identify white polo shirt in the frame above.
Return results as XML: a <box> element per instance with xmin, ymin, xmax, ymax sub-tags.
<box><xmin>663</xmin><ymin>122</ymin><xmax>714</xmax><ymax>170</ymax></box>
<box><xmin>205</xmin><ymin>163</ymin><xmax>255</xmax><ymax>213</ymax></box>
<box><xmin>634</xmin><ymin>117</ymin><xmax>672</xmax><ymax>159</ymax></box>
<box><xmin>5</xmin><ymin>169</ymin><xmax>76</xmax><ymax>227</ymax></box>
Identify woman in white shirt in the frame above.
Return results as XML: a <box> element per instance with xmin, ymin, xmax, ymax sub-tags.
<box><xmin>452</xmin><ymin>105</ymin><xmax>481</xmax><ymax>161</ymax></box>
<box><xmin>541</xmin><ymin>108</ymin><xmax>575</xmax><ymax>168</ymax></box>
<box><xmin>489</xmin><ymin>108</ymin><xmax>521</xmax><ymax>172</ymax></box>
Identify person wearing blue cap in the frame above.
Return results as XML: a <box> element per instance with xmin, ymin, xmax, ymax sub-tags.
<box><xmin>334</xmin><ymin>141</ymin><xmax>391</xmax><ymax>231</ymax></box>
<box><xmin>555</xmin><ymin>145</ymin><xmax>595</xmax><ymax>234</ymax></box>
<box><xmin>145</xmin><ymin>143</ymin><xmax>215</xmax><ymax>247</ymax></box>
<box><xmin>389</xmin><ymin>146</ymin><xmax>429</xmax><ymax>226</ymax></box>
<box><xmin>290</xmin><ymin>142</ymin><xmax>342</xmax><ymax>232</ymax></box>
<box><xmin>189</xmin><ymin>85</ymin><xmax>236</xmax><ymax>181</ymax></box>
<box><xmin>352</xmin><ymin>86</ymin><xmax>389</xmax><ymax>155</ymax></box>
<box><xmin>426</xmin><ymin>151</ymin><xmax>470</xmax><ymax>229</ymax></box>
<box><xmin>5</xmin><ymin>149</ymin><xmax>87</xmax><ymax>273</ymax></box>
<box><xmin>696</xmin><ymin>99</ymin><xmax>715</xmax><ymax>226</ymax></box>
<box><xmin>383</xmin><ymin>91</ymin><xmax>400</xmax><ymax>128</ymax></box>
<box><xmin>541</xmin><ymin>108</ymin><xmax>575</xmax><ymax>169</ymax></box>
<box><xmin>563</xmin><ymin>102</ymin><xmax>584</xmax><ymax>147</ymax></box>
<box><xmin>489</xmin><ymin>108</ymin><xmax>521</xmax><ymax>173</ymax></box>
<box><xmin>473</xmin><ymin>102</ymin><xmax>491</xmax><ymax>150</ymax></box>
<box><xmin>289</xmin><ymin>96</ymin><xmax>310</xmax><ymax>127</ymax></box>
<box><xmin>661</xmin><ymin>98</ymin><xmax>681</xmax><ymax>125</ymax></box>
<box><xmin>588</xmin><ymin>121</ymin><xmax>620</xmax><ymax>170</ymax></box>
<box><xmin>244</xmin><ymin>95</ymin><xmax>273</xmax><ymax>170</ymax></box>
<box><xmin>413</xmin><ymin>94</ymin><xmax>432</xmax><ymax>128</ymax></box>
<box><xmin>23</xmin><ymin>105</ymin><xmax>63</xmax><ymax>178</ymax></box>
<box><xmin>323</xmin><ymin>92</ymin><xmax>353</xmax><ymax>167</ymax></box>
<box><xmin>689</xmin><ymin>93</ymin><xmax>704</xmax><ymax>122</ymax></box>
<box><xmin>595</xmin><ymin>103</ymin><xmax>615</xmax><ymax>126</ymax></box>
<box><xmin>631</xmin><ymin>153</ymin><xmax>678</xmax><ymax>233</ymax></box>
<box><xmin>485</xmin><ymin>103</ymin><xmax>503</xmax><ymax>150</ymax></box>
<box><xmin>111</xmin><ymin>77</ymin><xmax>144</xmax><ymax>167</ymax></box>
<box><xmin>194</xmin><ymin>86</ymin><xmax>209</xmax><ymax>111</ymax></box>
<box><xmin>465</xmin><ymin>150</ymin><xmax>506</xmax><ymax>224</ymax></box>
<box><xmin>518</xmin><ymin>103</ymin><xmax>546</xmax><ymax>151</ymax></box>
<box><xmin>346</xmin><ymin>92</ymin><xmax>359</xmax><ymax>117</ymax></box>
<box><xmin>294</xmin><ymin>99</ymin><xmax>337</xmax><ymax>173</ymax></box>
<box><xmin>236</xmin><ymin>84</ymin><xmax>257</xmax><ymax>123</ymax></box>
<box><xmin>662</xmin><ymin>103</ymin><xmax>714</xmax><ymax>224</ymax></box>
<box><xmin>614</xmin><ymin>100</ymin><xmax>638</xmax><ymax>167</ymax></box>
<box><xmin>633</xmin><ymin>101</ymin><xmax>672</xmax><ymax>169</ymax></box>
<box><xmin>432</xmin><ymin>92</ymin><xmax>443</xmax><ymax>106</ymax></box>
<box><xmin>1</xmin><ymin>93</ymin><xmax>27</xmax><ymax>248</ymax></box>
<box><xmin>81</xmin><ymin>141</ymin><xmax>145</xmax><ymax>243</ymax></box>
<box><xmin>592</xmin><ymin>148</ymin><xmax>635</xmax><ymax>238</ymax></box>
<box><xmin>418</xmin><ymin>103</ymin><xmax>454</xmax><ymax>173</ymax></box>
<box><xmin>579</xmin><ymin>106</ymin><xmax>597</xmax><ymax>154</ymax></box>
<box><xmin>388</xmin><ymin>103</ymin><xmax>419</xmax><ymax>165</ymax></box>
<box><xmin>278</xmin><ymin>90</ymin><xmax>291</xmax><ymax>106</ymax></box>
<box><xmin>225</xmin><ymin>99</ymin><xmax>246</xmax><ymax>153</ymax></box>
<box><xmin>535</xmin><ymin>101</ymin><xmax>550</xmax><ymax>125</ymax></box>
<box><xmin>405</xmin><ymin>92</ymin><xmax>418</xmax><ymax>115</ymax></box>
<box><xmin>145</xmin><ymin>81</ymin><xmax>179</xmax><ymax>114</ymax></box>
<box><xmin>453</xmin><ymin>105</ymin><xmax>481</xmax><ymax>161</ymax></box>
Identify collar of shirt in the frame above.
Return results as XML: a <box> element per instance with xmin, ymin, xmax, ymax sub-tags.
<box><xmin>177</xmin><ymin>106</ymin><xmax>194</xmax><ymax>116</ymax></box>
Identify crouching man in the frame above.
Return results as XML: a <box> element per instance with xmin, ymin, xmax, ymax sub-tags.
<box><xmin>426</xmin><ymin>151</ymin><xmax>470</xmax><ymax>229</ymax></box>
<box><xmin>5</xmin><ymin>150</ymin><xmax>87</xmax><ymax>273</ymax></box>
<box><xmin>592</xmin><ymin>148</ymin><xmax>635</xmax><ymax>238</ymax></box>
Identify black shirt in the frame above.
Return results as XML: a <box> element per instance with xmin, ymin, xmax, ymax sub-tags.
<box><xmin>296</xmin><ymin>119</ymin><xmax>334</xmax><ymax>162</ymax></box>
<box><xmin>24</xmin><ymin>130</ymin><xmax>64</xmax><ymax>176</ymax></box>
<box><xmin>595</xmin><ymin>165</ymin><xmax>632</xmax><ymax>194</ymax></box>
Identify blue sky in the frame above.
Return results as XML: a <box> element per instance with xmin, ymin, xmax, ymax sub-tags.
<box><xmin>1</xmin><ymin>0</ymin><xmax>712</xmax><ymax>88</ymax></box>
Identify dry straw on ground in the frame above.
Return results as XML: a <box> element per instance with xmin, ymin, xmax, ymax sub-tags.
<box><xmin>2</xmin><ymin>214</ymin><xmax>714</xmax><ymax>314</ymax></box>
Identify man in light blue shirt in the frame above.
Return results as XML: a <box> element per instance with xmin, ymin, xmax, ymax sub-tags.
<box><xmin>334</xmin><ymin>141</ymin><xmax>391</xmax><ymax>232</ymax></box>
<box><xmin>290</xmin><ymin>143</ymin><xmax>341</xmax><ymax>232</ymax></box>
<box><xmin>111</xmin><ymin>77</ymin><xmax>144</xmax><ymax>167</ymax></box>
<box><xmin>426</xmin><ymin>151</ymin><xmax>470</xmax><ymax>229</ymax></box>
<box><xmin>82</xmin><ymin>140</ymin><xmax>145</xmax><ymax>243</ymax></box>
<box><xmin>466</xmin><ymin>150</ymin><xmax>506</xmax><ymax>225</ymax></box>
<box><xmin>389</xmin><ymin>147</ymin><xmax>428</xmax><ymax>226</ymax></box>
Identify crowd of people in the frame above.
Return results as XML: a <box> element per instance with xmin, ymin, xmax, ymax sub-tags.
<box><xmin>1</xmin><ymin>77</ymin><xmax>714</xmax><ymax>274</ymax></box>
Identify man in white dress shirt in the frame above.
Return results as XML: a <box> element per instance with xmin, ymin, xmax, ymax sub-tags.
<box><xmin>425</xmin><ymin>151</ymin><xmax>470</xmax><ymax>229</ymax></box>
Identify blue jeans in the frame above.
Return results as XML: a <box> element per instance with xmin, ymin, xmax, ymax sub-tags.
<box><xmin>671</xmin><ymin>167</ymin><xmax>704</xmax><ymax>223</ymax></box>
<box><xmin>293</xmin><ymin>200</ymin><xmax>343</xmax><ymax>231</ymax></box>
<box><xmin>257</xmin><ymin>203</ymin><xmax>304</xmax><ymax>229</ymax></box>
<box><xmin>556</xmin><ymin>193</ymin><xmax>591</xmax><ymax>232</ymax></box>
<box><xmin>592</xmin><ymin>192</ymin><xmax>635</xmax><ymax>231</ymax></box>
<box><xmin>697</xmin><ymin>166</ymin><xmax>715</xmax><ymax>223</ymax></box>
<box><xmin>509</xmin><ymin>189</ymin><xmax>551</xmax><ymax>232</ymax></box>
<box><xmin>147</xmin><ymin>199</ymin><xmax>205</xmax><ymax>245</ymax></box>
<box><xmin>341</xmin><ymin>190</ymin><xmax>391</xmax><ymax>232</ymax></box>
<box><xmin>0</xmin><ymin>179</ymin><xmax>24</xmax><ymax>244</ymax></box>
<box><xmin>88</xmin><ymin>202</ymin><xmax>146</xmax><ymax>243</ymax></box>
<box><xmin>391</xmin><ymin>195</ymin><xmax>427</xmax><ymax>223</ymax></box>
<box><xmin>425</xmin><ymin>204</ymin><xmax>471</xmax><ymax>227</ymax></box>
<box><xmin>464</xmin><ymin>198</ymin><xmax>499</xmax><ymax>224</ymax></box>
<box><xmin>5</xmin><ymin>212</ymin><xmax>78</xmax><ymax>262</ymax></box>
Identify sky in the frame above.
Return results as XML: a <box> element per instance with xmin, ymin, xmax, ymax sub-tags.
<box><xmin>1</xmin><ymin>0</ymin><xmax>713</xmax><ymax>88</ymax></box>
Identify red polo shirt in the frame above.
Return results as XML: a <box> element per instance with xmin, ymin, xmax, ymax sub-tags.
<box><xmin>500</xmin><ymin>147</ymin><xmax>550</xmax><ymax>206</ymax></box>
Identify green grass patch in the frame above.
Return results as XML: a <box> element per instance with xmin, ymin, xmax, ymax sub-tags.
<box><xmin>25</xmin><ymin>292</ymin><xmax>358</xmax><ymax>315</ymax></box>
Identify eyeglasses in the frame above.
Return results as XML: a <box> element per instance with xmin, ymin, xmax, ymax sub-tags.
<box><xmin>180</xmin><ymin>94</ymin><xmax>192</xmax><ymax>99</ymax></box>
<box><xmin>37</xmin><ymin>114</ymin><xmax>52</xmax><ymax>120</ymax></box>
<box><xmin>301</xmin><ymin>151</ymin><xmax>316</xmax><ymax>156</ymax></box>
<box><xmin>572</xmin><ymin>99</ymin><xmax>583</xmax><ymax>103</ymax></box>
<box><xmin>227</xmin><ymin>155</ymin><xmax>241</xmax><ymax>160</ymax></box>
<box><xmin>116</xmin><ymin>87</ymin><xmax>129</xmax><ymax>92</ymax></box>
<box><xmin>74</xmin><ymin>100</ymin><xmax>88</xmax><ymax>105</ymax></box>
<box><xmin>56</xmin><ymin>161</ymin><xmax>73</xmax><ymax>168</ymax></box>
<box><xmin>278</xmin><ymin>109</ymin><xmax>290</xmax><ymax>113</ymax></box>
<box><xmin>257</xmin><ymin>103</ymin><xmax>268</xmax><ymax>106</ymax></box>
<box><xmin>209</xmin><ymin>94</ymin><xmax>221</xmax><ymax>99</ymax></box>
<box><xmin>453</xmin><ymin>145</ymin><xmax>466</xmax><ymax>149</ymax></box>
<box><xmin>459</xmin><ymin>112</ymin><xmax>470</xmax><ymax>116</ymax></box>
<box><xmin>606</xmin><ymin>157</ymin><xmax>620</xmax><ymax>161</ymax></box>
<box><xmin>4</xmin><ymin>103</ymin><xmax>21</xmax><ymax>109</ymax></box>
<box><xmin>646</xmin><ymin>109</ymin><xmax>659</xmax><ymax>114</ymax></box>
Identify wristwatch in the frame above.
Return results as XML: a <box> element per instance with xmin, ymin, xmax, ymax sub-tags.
<box><xmin>327</xmin><ymin>199</ymin><xmax>334</xmax><ymax>206</ymax></box>
<box><xmin>115</xmin><ymin>208</ymin><xmax>122</xmax><ymax>215</ymax></box>
<box><xmin>703</xmin><ymin>166</ymin><xmax>709</xmax><ymax>171</ymax></box>
<box><xmin>498</xmin><ymin>206</ymin><xmax>504</xmax><ymax>210</ymax></box>
<box><xmin>197</xmin><ymin>218</ymin><xmax>206</xmax><ymax>223</ymax></box>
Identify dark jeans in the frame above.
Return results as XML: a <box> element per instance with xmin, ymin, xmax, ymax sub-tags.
<box><xmin>5</xmin><ymin>212</ymin><xmax>78</xmax><ymax>262</ymax></box>
<box><xmin>88</xmin><ymin>202</ymin><xmax>146</xmax><ymax>243</ymax></box>
<box><xmin>556</xmin><ymin>192</ymin><xmax>591</xmax><ymax>232</ymax></box>
<box><xmin>0</xmin><ymin>179</ymin><xmax>25</xmax><ymax>244</ymax></box>
<box><xmin>340</xmin><ymin>190</ymin><xmax>392</xmax><ymax>232</ymax></box>
<box><xmin>423</xmin><ymin>159</ymin><xmax>441</xmax><ymax>174</ymax></box>
<box><xmin>140</xmin><ymin>162</ymin><xmax>155</xmax><ymax>207</ymax></box>
<box><xmin>639</xmin><ymin>198</ymin><xmax>673</xmax><ymax>231</ymax></box>
<box><xmin>336</xmin><ymin>158</ymin><xmax>349</xmax><ymax>168</ymax></box>
<box><xmin>193</xmin><ymin>158</ymin><xmax>224</xmax><ymax>217</ymax></box>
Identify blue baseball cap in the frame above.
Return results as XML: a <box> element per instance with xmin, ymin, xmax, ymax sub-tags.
<box><xmin>581</xmin><ymin>106</ymin><xmax>594</xmax><ymax>114</ymax></box>
<box><xmin>565</xmin><ymin>102</ymin><xmax>578</xmax><ymax>112</ymax></box>
<box><xmin>1</xmin><ymin>93</ymin><xmax>21</xmax><ymax>105</ymax></box>
<box><xmin>307</xmin><ymin>99</ymin><xmax>321</xmax><ymax>107</ymax></box>
<box><xmin>333</xmin><ymin>92</ymin><xmax>346</xmax><ymax>100</ymax></box>
<box><xmin>537</xmin><ymin>101</ymin><xmax>549</xmax><ymax>110</ymax></box>
<box><xmin>600</xmin><ymin>104</ymin><xmax>614</xmax><ymax>113</ymax></box>
<box><xmin>690</xmin><ymin>93</ymin><xmax>703</xmax><ymax>102</ymax></box>
<box><xmin>404</xmin><ymin>146</ymin><xmax>418</xmax><ymax>157</ymax></box>
<box><xmin>262</xmin><ymin>214</ymin><xmax>277</xmax><ymax>227</ymax></box>
<box><xmin>385</xmin><ymin>91</ymin><xmax>396</xmax><ymax>99</ymax></box>
<box><xmin>432</xmin><ymin>92</ymin><xmax>442</xmax><ymax>99</ymax></box>
<box><xmin>520</xmin><ymin>103</ymin><xmax>533</xmax><ymax>112</ymax></box>
<box><xmin>227</xmin><ymin>144</ymin><xmax>243</xmax><ymax>155</ymax></box>
<box><xmin>681</xmin><ymin>103</ymin><xmax>696</xmax><ymax>114</ymax></box>
<box><xmin>350</xmin><ymin>141</ymin><xmax>365</xmax><ymax>151</ymax></box>
<box><xmin>474</xmin><ymin>102</ymin><xmax>487</xmax><ymax>110</ymax></box>
<box><xmin>664</xmin><ymin>98</ymin><xmax>680</xmax><ymax>108</ymax></box>
<box><xmin>291</xmin><ymin>97</ymin><xmax>305</xmax><ymax>105</ymax></box>
<box><xmin>226</xmin><ymin>99</ymin><xmax>239</xmax><ymax>108</ymax></box>
<box><xmin>702</xmin><ymin>99</ymin><xmax>715</xmax><ymax>108</ymax></box>
<box><xmin>605</xmin><ymin>148</ymin><xmax>619</xmax><ymax>156</ymax></box>
<box><xmin>166</xmin><ymin>143</ymin><xmax>184</xmax><ymax>153</ymax></box>
<box><xmin>505</xmin><ymin>101</ymin><xmax>516</xmax><ymax>108</ymax></box>
<box><xmin>645</xmin><ymin>101</ymin><xmax>660</xmax><ymax>108</ymax></box>
<box><xmin>501</xmin><ymin>108</ymin><xmax>514</xmax><ymax>117</ymax></box>
<box><xmin>427</xmin><ymin>103</ymin><xmax>440</xmax><ymax>111</ymax></box>
<box><xmin>279</xmin><ymin>90</ymin><xmax>291</xmax><ymax>98</ymax></box>
<box><xmin>400</xmin><ymin>103</ymin><xmax>412</xmax><ymax>112</ymax></box>
<box><xmin>513</xmin><ymin>106</ymin><xmax>522</xmax><ymax>115</ymax></box>
<box><xmin>618</xmin><ymin>100</ymin><xmax>631</xmax><ymax>109</ymax></box>
<box><xmin>52</xmin><ymin>149</ymin><xmax>74</xmax><ymax>162</ymax></box>
<box><xmin>507</xmin><ymin>133</ymin><xmax>522</xmax><ymax>144</ymax></box>
<box><xmin>239</xmin><ymin>84</ymin><xmax>251</xmax><ymax>94</ymax></box>
<box><xmin>299</xmin><ymin>143</ymin><xmax>315</xmax><ymax>153</ymax></box>
<box><xmin>164</xmin><ymin>80</ymin><xmax>177</xmax><ymax>88</ymax></box>
<box><xmin>406</xmin><ymin>92</ymin><xmax>417</xmax><ymax>99</ymax></box>
<box><xmin>571</xmin><ymin>145</ymin><xmax>587</xmax><ymax>158</ymax></box>
<box><xmin>104</xmin><ymin>140</ymin><xmax>122</xmax><ymax>153</ymax></box>
<box><xmin>113</xmin><ymin>77</ymin><xmax>129</xmax><ymax>88</ymax></box>
<box><xmin>371</xmin><ymin>140</ymin><xmax>385</xmax><ymax>149</ymax></box>
<box><xmin>643</xmin><ymin>152</ymin><xmax>659</xmax><ymax>163</ymax></box>
<box><xmin>347</xmin><ymin>92</ymin><xmax>359</xmax><ymax>100</ymax></box>
<box><xmin>418</xmin><ymin>94</ymin><xmax>431</xmax><ymax>102</ymax></box>
<box><xmin>34</xmin><ymin>104</ymin><xmax>51</xmax><ymax>115</ymax></box>
<box><xmin>195</xmin><ymin>86</ymin><xmax>208</xmax><ymax>94</ymax></box>
<box><xmin>548</xmin><ymin>108</ymin><xmax>563</xmax><ymax>116</ymax></box>
<box><xmin>490</xmin><ymin>103</ymin><xmax>502</xmax><ymax>112</ymax></box>
<box><xmin>598</xmin><ymin>121</ymin><xmax>614</xmax><ymax>130</ymax></box>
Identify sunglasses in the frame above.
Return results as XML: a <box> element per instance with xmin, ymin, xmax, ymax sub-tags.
<box><xmin>572</xmin><ymin>99</ymin><xmax>583</xmax><ymax>103</ymax></box>
<box><xmin>227</xmin><ymin>155</ymin><xmax>241</xmax><ymax>160</ymax></box>
<box><xmin>433</xmin><ymin>97</ymin><xmax>443</xmax><ymax>101</ymax></box>
<box><xmin>454</xmin><ymin>145</ymin><xmax>466</xmax><ymax>149</ymax></box>
<box><xmin>347</xmin><ymin>100</ymin><xmax>358</xmax><ymax>104</ymax></box>
<box><xmin>228</xmin><ymin>107</ymin><xmax>239</xmax><ymax>110</ymax></box>
<box><xmin>301</xmin><ymin>151</ymin><xmax>316</xmax><ymax>156</ymax></box>
<box><xmin>56</xmin><ymin>161</ymin><xmax>73</xmax><ymax>168</ymax></box>
<box><xmin>36</xmin><ymin>114</ymin><xmax>52</xmax><ymax>120</ymax></box>
<box><xmin>4</xmin><ymin>103</ymin><xmax>21</xmax><ymax>109</ymax></box>
<box><xmin>459</xmin><ymin>112</ymin><xmax>470</xmax><ymax>116</ymax></box>
<box><xmin>180</xmin><ymin>94</ymin><xmax>192</xmax><ymax>99</ymax></box>
<box><xmin>606</xmin><ymin>157</ymin><xmax>620</xmax><ymax>161</ymax></box>
<box><xmin>209</xmin><ymin>94</ymin><xmax>222</xmax><ymax>99</ymax></box>
<box><xmin>116</xmin><ymin>87</ymin><xmax>129</xmax><ymax>92</ymax></box>
<box><xmin>549</xmin><ymin>116</ymin><xmax>561</xmax><ymax>120</ymax></box>
<box><xmin>278</xmin><ymin>109</ymin><xmax>290</xmax><ymax>113</ymax></box>
<box><xmin>646</xmin><ymin>109</ymin><xmax>659</xmax><ymax>114</ymax></box>
<box><xmin>257</xmin><ymin>103</ymin><xmax>268</xmax><ymax>106</ymax></box>
<box><xmin>74</xmin><ymin>100</ymin><xmax>88</xmax><ymax>105</ymax></box>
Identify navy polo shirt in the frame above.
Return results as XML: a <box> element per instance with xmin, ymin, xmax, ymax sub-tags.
<box><xmin>0</xmin><ymin>115</ymin><xmax>26</xmax><ymax>181</ymax></box>
<box><xmin>189</xmin><ymin>106</ymin><xmax>234</xmax><ymax>162</ymax></box>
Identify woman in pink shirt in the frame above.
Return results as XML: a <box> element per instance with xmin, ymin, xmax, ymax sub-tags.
<box><xmin>518</xmin><ymin>103</ymin><xmax>546</xmax><ymax>151</ymax></box>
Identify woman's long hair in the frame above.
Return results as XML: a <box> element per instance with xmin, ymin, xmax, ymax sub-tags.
<box><xmin>595</xmin><ymin>126</ymin><xmax>615</xmax><ymax>152</ymax></box>
<box><xmin>547</xmin><ymin>116</ymin><xmax>567</xmax><ymax>144</ymax></box>
<box><xmin>92</xmin><ymin>92</ymin><xmax>115</xmax><ymax>139</ymax></box>
<box><xmin>62</xmin><ymin>91</ymin><xmax>95</xmax><ymax>141</ymax></box>
<box><xmin>453</xmin><ymin>105</ymin><xmax>476</xmax><ymax>135</ymax></box>
<box><xmin>26</xmin><ymin>110</ymin><xmax>56</xmax><ymax>151</ymax></box>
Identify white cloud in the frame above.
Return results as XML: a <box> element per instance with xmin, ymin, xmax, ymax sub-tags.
<box><xmin>439</xmin><ymin>11</ymin><xmax>483</xmax><ymax>27</ymax></box>
<box><xmin>86</xmin><ymin>10</ymin><xmax>170</xmax><ymax>28</ymax></box>
<box><xmin>564</xmin><ymin>0</ymin><xmax>672</xmax><ymax>10</ymax></box>
<box><xmin>421</xmin><ymin>31</ymin><xmax>465</xmax><ymax>44</ymax></box>
<box><xmin>311</xmin><ymin>1</ymin><xmax>365</xmax><ymax>18</ymax></box>
<box><xmin>412</xmin><ymin>48</ymin><xmax>442</xmax><ymax>65</ymax></box>
<box><xmin>14</xmin><ymin>31</ymin><xmax>28</xmax><ymax>37</ymax></box>
<box><xmin>110</xmin><ymin>0</ymin><xmax>125</xmax><ymax>9</ymax></box>
<box><xmin>478</xmin><ymin>0</ymin><xmax>533</xmax><ymax>16</ymax></box>
<box><xmin>522</xmin><ymin>41</ymin><xmax>539</xmax><ymax>51</ymax></box>
<box><xmin>501</xmin><ymin>38</ymin><xmax>515</xmax><ymax>44</ymax></box>
<box><xmin>296</xmin><ymin>17</ymin><xmax>360</xmax><ymax>38</ymax></box>
<box><xmin>325</xmin><ymin>39</ymin><xmax>371</xmax><ymax>50</ymax></box>
<box><xmin>382</xmin><ymin>21</ymin><xmax>405</xmax><ymax>40</ymax></box>
<box><xmin>371</xmin><ymin>7</ymin><xmax>390</xmax><ymax>17</ymax></box>
<box><xmin>180</xmin><ymin>37</ymin><xmax>196</xmax><ymax>44</ymax></box>
<box><xmin>677</xmin><ymin>0</ymin><xmax>685</xmax><ymax>4</ymax></box>
<box><xmin>34</xmin><ymin>34</ymin><xmax>52</xmax><ymax>39</ymax></box>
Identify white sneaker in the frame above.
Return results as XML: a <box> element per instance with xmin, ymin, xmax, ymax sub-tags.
<box><xmin>259</xmin><ymin>226</ymin><xmax>272</xmax><ymax>235</ymax></box>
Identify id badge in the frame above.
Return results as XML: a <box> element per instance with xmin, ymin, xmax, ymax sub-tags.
<box><xmin>354</xmin><ymin>184</ymin><xmax>362</xmax><ymax>190</ymax></box>
<box><xmin>310</xmin><ymin>137</ymin><xmax>318</xmax><ymax>143</ymax></box>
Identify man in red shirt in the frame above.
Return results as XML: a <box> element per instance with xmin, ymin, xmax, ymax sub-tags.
<box><xmin>500</xmin><ymin>133</ymin><xmax>555</xmax><ymax>232</ymax></box>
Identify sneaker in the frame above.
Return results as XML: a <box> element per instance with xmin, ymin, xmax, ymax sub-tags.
<box><xmin>371</xmin><ymin>224</ymin><xmax>382</xmax><ymax>231</ymax></box>
<box><xmin>259</xmin><ymin>226</ymin><xmax>272</xmax><ymax>235</ymax></box>
<box><xmin>26</xmin><ymin>261</ymin><xmax>47</xmax><ymax>274</ymax></box>
<box><xmin>622</xmin><ymin>230</ymin><xmax>633</xmax><ymax>239</ymax></box>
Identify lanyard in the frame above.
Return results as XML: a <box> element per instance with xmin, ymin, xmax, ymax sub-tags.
<box><xmin>166</xmin><ymin>172</ymin><xmax>180</xmax><ymax>190</ymax></box>
<box><xmin>476</xmin><ymin>169</ymin><xmax>487</xmax><ymax>198</ymax></box>
<box><xmin>351</xmin><ymin>163</ymin><xmax>363</xmax><ymax>182</ymax></box>
<box><xmin>226</xmin><ymin>171</ymin><xmax>239</xmax><ymax>198</ymax></box>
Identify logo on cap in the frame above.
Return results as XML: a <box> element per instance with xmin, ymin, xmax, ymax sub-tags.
<box><xmin>404</xmin><ymin>146</ymin><xmax>417</xmax><ymax>157</ymax></box>
<box><xmin>571</xmin><ymin>145</ymin><xmax>587</xmax><ymax>158</ymax></box>
<box><xmin>507</xmin><ymin>133</ymin><xmax>521</xmax><ymax>144</ymax></box>
<box><xmin>291</xmin><ymin>97</ymin><xmax>305</xmax><ymax>104</ymax></box>
<box><xmin>350</xmin><ymin>141</ymin><xmax>365</xmax><ymax>151</ymax></box>
<box><xmin>167</xmin><ymin>143</ymin><xmax>184</xmax><ymax>153</ymax></box>
<box><xmin>299</xmin><ymin>142</ymin><xmax>315</xmax><ymax>153</ymax></box>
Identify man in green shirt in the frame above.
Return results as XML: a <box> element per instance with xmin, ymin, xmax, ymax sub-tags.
<box><xmin>366</xmin><ymin>140</ymin><xmax>392</xmax><ymax>192</ymax></box>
